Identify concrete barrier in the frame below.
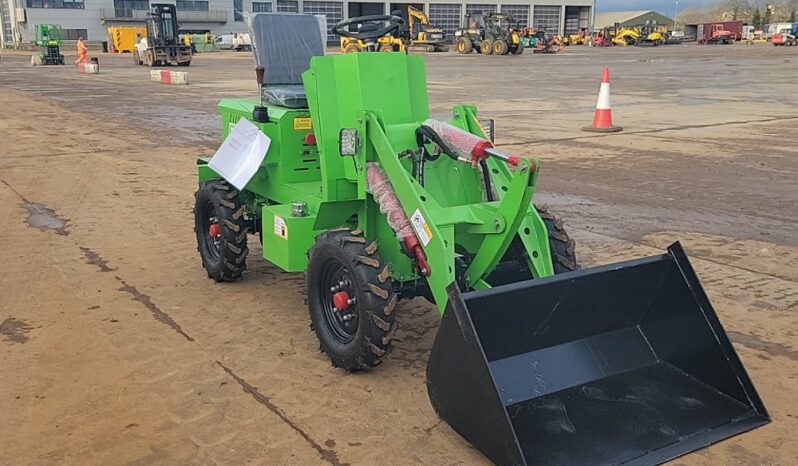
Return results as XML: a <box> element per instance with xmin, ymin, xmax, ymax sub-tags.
<box><xmin>78</xmin><ymin>63</ymin><xmax>99</xmax><ymax>74</ymax></box>
<box><xmin>150</xmin><ymin>69</ymin><xmax>189</xmax><ymax>85</ymax></box>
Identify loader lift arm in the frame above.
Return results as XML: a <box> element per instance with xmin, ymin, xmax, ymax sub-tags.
<box><xmin>364</xmin><ymin>110</ymin><xmax>547</xmax><ymax>309</ymax></box>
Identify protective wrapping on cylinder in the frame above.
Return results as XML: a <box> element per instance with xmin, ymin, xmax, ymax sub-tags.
<box><xmin>260</xmin><ymin>85</ymin><xmax>308</xmax><ymax>108</ymax></box>
<box><xmin>366</xmin><ymin>163</ymin><xmax>414</xmax><ymax>240</ymax></box>
<box><xmin>423</xmin><ymin>119</ymin><xmax>489</xmax><ymax>159</ymax></box>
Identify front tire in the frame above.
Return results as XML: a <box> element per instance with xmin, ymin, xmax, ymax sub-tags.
<box><xmin>194</xmin><ymin>180</ymin><xmax>248</xmax><ymax>281</ymax></box>
<box><xmin>307</xmin><ymin>228</ymin><xmax>397</xmax><ymax>371</ymax></box>
<box><xmin>512</xmin><ymin>41</ymin><xmax>525</xmax><ymax>54</ymax></box>
<box><xmin>457</xmin><ymin>37</ymin><xmax>473</xmax><ymax>54</ymax></box>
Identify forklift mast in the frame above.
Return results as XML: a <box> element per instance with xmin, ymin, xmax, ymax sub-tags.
<box><xmin>147</xmin><ymin>4</ymin><xmax>180</xmax><ymax>47</ymax></box>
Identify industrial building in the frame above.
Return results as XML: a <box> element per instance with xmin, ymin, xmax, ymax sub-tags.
<box><xmin>594</xmin><ymin>10</ymin><xmax>673</xmax><ymax>30</ymax></box>
<box><xmin>1</xmin><ymin>0</ymin><xmax>594</xmax><ymax>47</ymax></box>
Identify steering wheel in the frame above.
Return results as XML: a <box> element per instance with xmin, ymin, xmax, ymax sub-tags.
<box><xmin>332</xmin><ymin>15</ymin><xmax>405</xmax><ymax>41</ymax></box>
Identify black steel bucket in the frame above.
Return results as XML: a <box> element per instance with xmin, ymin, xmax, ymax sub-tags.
<box><xmin>427</xmin><ymin>242</ymin><xmax>768</xmax><ymax>465</ymax></box>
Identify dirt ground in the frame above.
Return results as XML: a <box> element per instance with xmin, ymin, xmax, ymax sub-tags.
<box><xmin>1</xmin><ymin>44</ymin><xmax>797</xmax><ymax>465</ymax></box>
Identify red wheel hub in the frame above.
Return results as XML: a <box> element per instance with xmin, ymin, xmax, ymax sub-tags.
<box><xmin>209</xmin><ymin>223</ymin><xmax>221</xmax><ymax>238</ymax></box>
<box><xmin>333</xmin><ymin>290</ymin><xmax>350</xmax><ymax>311</ymax></box>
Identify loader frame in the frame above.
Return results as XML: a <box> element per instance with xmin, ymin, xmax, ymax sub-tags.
<box><xmin>198</xmin><ymin>52</ymin><xmax>554</xmax><ymax>311</ymax></box>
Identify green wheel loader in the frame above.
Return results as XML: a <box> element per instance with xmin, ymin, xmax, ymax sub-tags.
<box><xmin>195</xmin><ymin>13</ymin><xmax>769</xmax><ymax>465</ymax></box>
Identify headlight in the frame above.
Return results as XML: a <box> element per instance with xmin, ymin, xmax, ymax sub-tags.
<box><xmin>339</xmin><ymin>128</ymin><xmax>360</xmax><ymax>156</ymax></box>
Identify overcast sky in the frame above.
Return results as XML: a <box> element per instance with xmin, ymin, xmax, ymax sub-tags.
<box><xmin>597</xmin><ymin>0</ymin><xmax>715</xmax><ymax>15</ymax></box>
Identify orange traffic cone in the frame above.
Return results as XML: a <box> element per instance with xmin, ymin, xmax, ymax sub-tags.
<box><xmin>583</xmin><ymin>67</ymin><xmax>623</xmax><ymax>133</ymax></box>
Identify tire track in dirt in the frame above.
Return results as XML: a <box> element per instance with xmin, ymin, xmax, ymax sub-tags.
<box><xmin>216</xmin><ymin>361</ymin><xmax>347</xmax><ymax>466</ymax></box>
<box><xmin>3</xmin><ymin>177</ymin><xmax>348</xmax><ymax>464</ymax></box>
<box><xmin>726</xmin><ymin>331</ymin><xmax>798</xmax><ymax>362</ymax></box>
<box><xmin>116</xmin><ymin>278</ymin><xmax>195</xmax><ymax>342</ymax></box>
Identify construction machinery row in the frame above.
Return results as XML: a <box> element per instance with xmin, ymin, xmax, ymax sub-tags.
<box><xmin>341</xmin><ymin>6</ymin><xmax>447</xmax><ymax>53</ymax></box>
<box><xmin>194</xmin><ymin>12</ymin><xmax>769</xmax><ymax>466</ymax></box>
<box><xmin>340</xmin><ymin>9</ymin><xmax>529</xmax><ymax>56</ymax></box>
<box><xmin>593</xmin><ymin>23</ymin><xmax>671</xmax><ymax>47</ymax></box>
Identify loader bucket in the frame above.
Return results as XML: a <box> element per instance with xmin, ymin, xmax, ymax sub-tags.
<box><xmin>427</xmin><ymin>242</ymin><xmax>768</xmax><ymax>466</ymax></box>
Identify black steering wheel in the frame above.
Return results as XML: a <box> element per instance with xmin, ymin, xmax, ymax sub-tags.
<box><xmin>332</xmin><ymin>15</ymin><xmax>405</xmax><ymax>41</ymax></box>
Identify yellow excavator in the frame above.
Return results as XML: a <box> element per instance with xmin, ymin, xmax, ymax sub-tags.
<box><xmin>638</xmin><ymin>25</ymin><xmax>669</xmax><ymax>45</ymax></box>
<box><xmin>406</xmin><ymin>5</ymin><xmax>448</xmax><ymax>52</ymax></box>
<box><xmin>612</xmin><ymin>26</ymin><xmax>640</xmax><ymax>45</ymax></box>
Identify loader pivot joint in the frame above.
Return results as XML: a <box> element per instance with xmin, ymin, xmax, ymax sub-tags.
<box><xmin>403</xmin><ymin>235</ymin><xmax>431</xmax><ymax>276</ymax></box>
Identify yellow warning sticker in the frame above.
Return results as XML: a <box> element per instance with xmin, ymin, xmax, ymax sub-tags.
<box><xmin>274</xmin><ymin>215</ymin><xmax>288</xmax><ymax>239</ymax></box>
<box><xmin>410</xmin><ymin>209</ymin><xmax>433</xmax><ymax>247</ymax></box>
<box><xmin>293</xmin><ymin>117</ymin><xmax>312</xmax><ymax>130</ymax></box>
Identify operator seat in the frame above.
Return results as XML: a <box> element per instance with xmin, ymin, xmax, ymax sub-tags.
<box><xmin>248</xmin><ymin>13</ymin><xmax>326</xmax><ymax>108</ymax></box>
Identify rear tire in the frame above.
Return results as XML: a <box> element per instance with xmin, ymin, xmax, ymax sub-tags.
<box><xmin>457</xmin><ymin>37</ymin><xmax>473</xmax><ymax>54</ymax></box>
<box><xmin>480</xmin><ymin>39</ymin><xmax>494</xmax><ymax>55</ymax></box>
<box><xmin>512</xmin><ymin>41</ymin><xmax>525</xmax><ymax>54</ymax></box>
<box><xmin>343</xmin><ymin>43</ymin><xmax>360</xmax><ymax>53</ymax></box>
<box><xmin>146</xmin><ymin>50</ymin><xmax>155</xmax><ymax>67</ymax></box>
<box><xmin>307</xmin><ymin>228</ymin><xmax>397</xmax><ymax>371</ymax></box>
<box><xmin>493</xmin><ymin>39</ymin><xmax>509</xmax><ymax>55</ymax></box>
<box><xmin>194</xmin><ymin>179</ymin><xmax>249</xmax><ymax>281</ymax></box>
<box><xmin>133</xmin><ymin>50</ymin><xmax>141</xmax><ymax>65</ymax></box>
<box><xmin>378</xmin><ymin>44</ymin><xmax>394</xmax><ymax>52</ymax></box>
<box><xmin>486</xmin><ymin>205</ymin><xmax>578</xmax><ymax>286</ymax></box>
<box><xmin>537</xmin><ymin>205</ymin><xmax>578</xmax><ymax>273</ymax></box>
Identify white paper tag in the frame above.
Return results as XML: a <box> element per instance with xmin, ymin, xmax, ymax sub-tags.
<box><xmin>410</xmin><ymin>208</ymin><xmax>433</xmax><ymax>247</ymax></box>
<box><xmin>208</xmin><ymin>118</ymin><xmax>271</xmax><ymax>190</ymax></box>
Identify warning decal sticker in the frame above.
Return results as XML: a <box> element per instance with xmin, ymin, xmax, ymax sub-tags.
<box><xmin>274</xmin><ymin>215</ymin><xmax>288</xmax><ymax>239</ymax></box>
<box><xmin>410</xmin><ymin>208</ymin><xmax>433</xmax><ymax>247</ymax></box>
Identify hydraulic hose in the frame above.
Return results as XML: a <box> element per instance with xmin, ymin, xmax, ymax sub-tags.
<box><xmin>415</xmin><ymin>125</ymin><xmax>459</xmax><ymax>161</ymax></box>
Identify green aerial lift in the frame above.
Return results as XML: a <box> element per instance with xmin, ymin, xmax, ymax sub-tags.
<box><xmin>35</xmin><ymin>24</ymin><xmax>65</xmax><ymax>65</ymax></box>
<box><xmin>194</xmin><ymin>13</ymin><xmax>768</xmax><ymax>465</ymax></box>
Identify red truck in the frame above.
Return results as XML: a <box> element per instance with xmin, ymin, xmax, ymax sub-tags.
<box><xmin>691</xmin><ymin>21</ymin><xmax>744</xmax><ymax>43</ymax></box>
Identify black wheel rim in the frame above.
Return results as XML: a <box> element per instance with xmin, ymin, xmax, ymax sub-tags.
<box><xmin>319</xmin><ymin>258</ymin><xmax>359</xmax><ymax>343</ymax></box>
<box><xmin>200</xmin><ymin>201</ymin><xmax>221</xmax><ymax>261</ymax></box>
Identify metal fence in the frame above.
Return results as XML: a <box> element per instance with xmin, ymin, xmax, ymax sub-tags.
<box><xmin>428</xmin><ymin>3</ymin><xmax>461</xmax><ymax>40</ymax></box>
<box><xmin>302</xmin><ymin>1</ymin><xmax>342</xmax><ymax>42</ymax></box>
<box><xmin>532</xmin><ymin>5</ymin><xmax>560</xmax><ymax>34</ymax></box>
<box><xmin>500</xmin><ymin>5</ymin><xmax>530</xmax><ymax>28</ymax></box>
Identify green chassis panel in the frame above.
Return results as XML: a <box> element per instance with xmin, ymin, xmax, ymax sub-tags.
<box><xmin>261</xmin><ymin>204</ymin><xmax>318</xmax><ymax>272</ymax></box>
